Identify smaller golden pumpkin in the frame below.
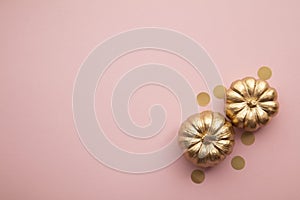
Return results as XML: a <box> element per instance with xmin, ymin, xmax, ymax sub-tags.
<box><xmin>178</xmin><ymin>111</ymin><xmax>235</xmax><ymax>168</ymax></box>
<box><xmin>226</xmin><ymin>77</ymin><xmax>279</xmax><ymax>132</ymax></box>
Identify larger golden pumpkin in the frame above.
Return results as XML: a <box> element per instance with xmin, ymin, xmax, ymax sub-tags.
<box><xmin>178</xmin><ymin>111</ymin><xmax>235</xmax><ymax>168</ymax></box>
<box><xmin>226</xmin><ymin>77</ymin><xmax>279</xmax><ymax>132</ymax></box>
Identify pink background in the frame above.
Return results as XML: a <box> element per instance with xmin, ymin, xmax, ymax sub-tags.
<box><xmin>1</xmin><ymin>0</ymin><xmax>300</xmax><ymax>199</ymax></box>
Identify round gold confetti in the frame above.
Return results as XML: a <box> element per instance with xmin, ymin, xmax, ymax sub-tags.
<box><xmin>241</xmin><ymin>132</ymin><xmax>255</xmax><ymax>145</ymax></box>
<box><xmin>231</xmin><ymin>156</ymin><xmax>245</xmax><ymax>170</ymax></box>
<box><xmin>191</xmin><ymin>169</ymin><xmax>205</xmax><ymax>184</ymax></box>
<box><xmin>257</xmin><ymin>66</ymin><xmax>272</xmax><ymax>80</ymax></box>
<box><xmin>213</xmin><ymin>85</ymin><xmax>226</xmax><ymax>99</ymax></box>
<box><xmin>197</xmin><ymin>92</ymin><xmax>210</xmax><ymax>107</ymax></box>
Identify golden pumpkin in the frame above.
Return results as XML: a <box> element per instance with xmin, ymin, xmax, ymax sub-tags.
<box><xmin>226</xmin><ymin>77</ymin><xmax>279</xmax><ymax>132</ymax></box>
<box><xmin>178</xmin><ymin>111</ymin><xmax>235</xmax><ymax>168</ymax></box>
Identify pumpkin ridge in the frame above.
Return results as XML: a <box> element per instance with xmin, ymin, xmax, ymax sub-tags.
<box><xmin>232</xmin><ymin>85</ymin><xmax>246</xmax><ymax>99</ymax></box>
<box><xmin>241</xmin><ymin>79</ymin><xmax>251</xmax><ymax>98</ymax></box>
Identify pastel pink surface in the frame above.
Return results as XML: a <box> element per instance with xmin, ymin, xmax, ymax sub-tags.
<box><xmin>1</xmin><ymin>1</ymin><xmax>299</xmax><ymax>200</ymax></box>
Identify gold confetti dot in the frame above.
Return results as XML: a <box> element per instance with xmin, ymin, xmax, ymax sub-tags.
<box><xmin>191</xmin><ymin>169</ymin><xmax>205</xmax><ymax>184</ymax></box>
<box><xmin>258</xmin><ymin>66</ymin><xmax>272</xmax><ymax>80</ymax></box>
<box><xmin>241</xmin><ymin>132</ymin><xmax>255</xmax><ymax>145</ymax></box>
<box><xmin>231</xmin><ymin>156</ymin><xmax>245</xmax><ymax>170</ymax></box>
<box><xmin>197</xmin><ymin>92</ymin><xmax>210</xmax><ymax>107</ymax></box>
<box><xmin>213</xmin><ymin>85</ymin><xmax>226</xmax><ymax>99</ymax></box>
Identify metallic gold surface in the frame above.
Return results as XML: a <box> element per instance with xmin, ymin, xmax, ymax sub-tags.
<box><xmin>226</xmin><ymin>77</ymin><xmax>279</xmax><ymax>132</ymax></box>
<box><xmin>178</xmin><ymin>111</ymin><xmax>235</xmax><ymax>168</ymax></box>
